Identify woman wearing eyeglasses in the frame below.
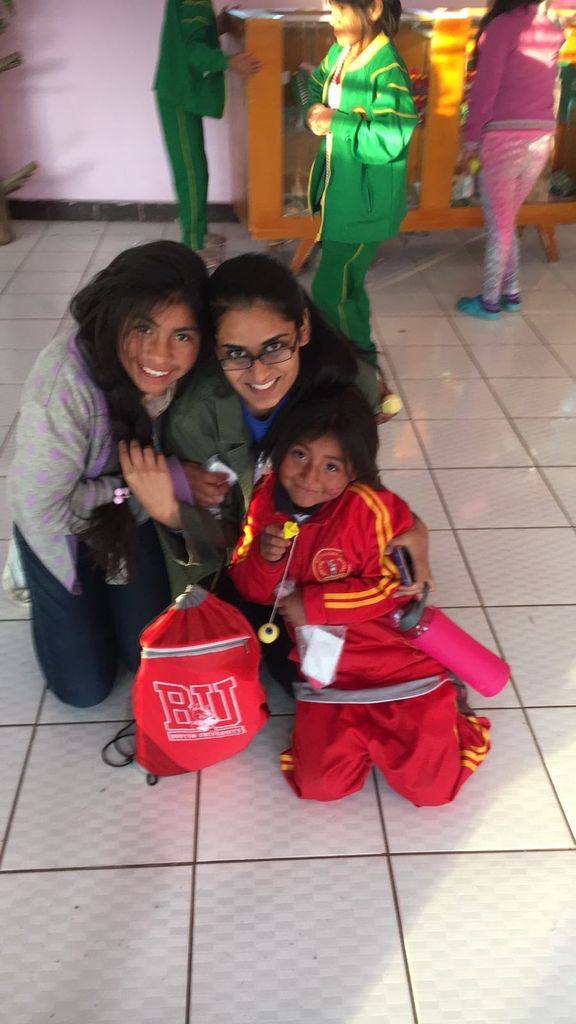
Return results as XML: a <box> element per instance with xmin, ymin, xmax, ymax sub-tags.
<box><xmin>121</xmin><ymin>254</ymin><xmax>433</xmax><ymax>658</ymax></box>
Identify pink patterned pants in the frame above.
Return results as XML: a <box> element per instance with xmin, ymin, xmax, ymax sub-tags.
<box><xmin>480</xmin><ymin>131</ymin><xmax>554</xmax><ymax>306</ymax></box>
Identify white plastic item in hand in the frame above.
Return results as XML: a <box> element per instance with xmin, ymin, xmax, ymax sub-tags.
<box><xmin>204</xmin><ymin>456</ymin><xmax>239</xmax><ymax>518</ymax></box>
<box><xmin>297</xmin><ymin>625</ymin><xmax>346</xmax><ymax>688</ymax></box>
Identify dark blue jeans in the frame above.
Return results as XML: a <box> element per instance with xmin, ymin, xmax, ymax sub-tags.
<box><xmin>15</xmin><ymin>521</ymin><xmax>171</xmax><ymax>708</ymax></box>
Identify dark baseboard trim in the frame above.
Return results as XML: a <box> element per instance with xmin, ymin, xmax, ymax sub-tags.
<box><xmin>8</xmin><ymin>199</ymin><xmax>238</xmax><ymax>223</ymax></box>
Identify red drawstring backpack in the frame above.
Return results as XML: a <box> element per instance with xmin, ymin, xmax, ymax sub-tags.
<box><xmin>132</xmin><ymin>586</ymin><xmax>269</xmax><ymax>780</ymax></box>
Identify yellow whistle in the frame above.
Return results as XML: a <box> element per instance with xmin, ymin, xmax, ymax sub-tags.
<box><xmin>468</xmin><ymin>156</ymin><xmax>481</xmax><ymax>175</ymax></box>
<box><xmin>257</xmin><ymin>523</ymin><xmax>299</xmax><ymax>645</ymax></box>
<box><xmin>258</xmin><ymin>622</ymin><xmax>280</xmax><ymax>644</ymax></box>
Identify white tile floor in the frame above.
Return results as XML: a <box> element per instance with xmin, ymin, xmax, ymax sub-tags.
<box><xmin>0</xmin><ymin>218</ymin><xmax>575</xmax><ymax>1023</ymax></box>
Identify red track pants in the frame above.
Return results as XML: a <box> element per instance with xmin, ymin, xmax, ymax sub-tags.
<box><xmin>280</xmin><ymin>681</ymin><xmax>490</xmax><ymax>806</ymax></box>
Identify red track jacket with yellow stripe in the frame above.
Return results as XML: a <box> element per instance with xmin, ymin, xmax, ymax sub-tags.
<box><xmin>230</xmin><ymin>474</ymin><xmax>444</xmax><ymax>689</ymax></box>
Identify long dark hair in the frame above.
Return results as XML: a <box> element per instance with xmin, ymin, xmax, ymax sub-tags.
<box><xmin>72</xmin><ymin>240</ymin><xmax>209</xmax><ymax>578</ymax></box>
<box><xmin>208</xmin><ymin>252</ymin><xmax>368</xmax><ymax>407</ymax></box>
<box><xmin>269</xmin><ymin>385</ymin><xmax>381</xmax><ymax>489</ymax></box>
<box><xmin>342</xmin><ymin>0</ymin><xmax>403</xmax><ymax>40</ymax></box>
<box><xmin>474</xmin><ymin>0</ymin><xmax>540</xmax><ymax>63</ymax></box>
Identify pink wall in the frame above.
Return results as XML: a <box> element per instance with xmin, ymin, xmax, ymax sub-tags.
<box><xmin>6</xmin><ymin>2</ymin><xmax>563</xmax><ymax>204</ymax></box>
<box><xmin>2</xmin><ymin>0</ymin><xmax>308</xmax><ymax>203</ymax></box>
<box><xmin>1</xmin><ymin>1</ymin><xmax>185</xmax><ymax>202</ymax></box>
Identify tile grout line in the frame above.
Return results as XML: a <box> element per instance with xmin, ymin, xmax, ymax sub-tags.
<box><xmin>0</xmin><ymin>709</ymin><xmax>297</xmax><ymax>727</ymax></box>
<box><xmin>35</xmin><ymin>217</ymin><xmax>100</xmax><ymax>334</ymax></box>
<box><xmin>447</xmin><ymin>313</ymin><xmax>576</xmax><ymax>531</ymax></box>
<box><xmin>0</xmin><ymin>683</ymin><xmax>48</xmax><ymax>871</ymax></box>
<box><xmin>383</xmin><ymin>413</ymin><xmax>575</xmax><ymax>419</ymax></box>
<box><xmin>0</xmin><ymin>217</ymin><xmax>67</xmax><ymax>296</ymax></box>
<box><xmin>514</xmin><ymin>705</ymin><xmax>576</xmax><ymax>847</ymax></box>
<box><xmin>3</xmin><ymin>701</ymin><xmax>576</xmax><ymax>730</ymax></box>
<box><xmin>400</xmin><ymin>315</ymin><xmax>576</xmax><ymax>835</ymax></box>
<box><xmin>184</xmin><ymin>771</ymin><xmax>202</xmax><ymax>1024</ymax></box>
<box><xmin>2</xmin><ymin>846</ymin><xmax>575</xmax><ymax>878</ymax></box>
<box><xmin>383</xmin><ymin>345</ymin><xmax>518</xmax><ymax>627</ymax></box>
<box><xmin>0</xmin><ymin>219</ymin><xmax>89</xmax><ymax>434</ymax></box>
<box><xmin>372</xmin><ymin>771</ymin><xmax>420</xmax><ymax>1024</ymax></box>
<box><xmin>516</xmin><ymin>312</ymin><xmax>576</xmax><ymax>521</ymax></box>
<box><xmin>382</xmin><ymin>348</ymin><xmax>550</xmax><ymax>725</ymax></box>
<box><xmin>0</xmin><ymin>257</ymin><xmax>30</xmax><ymax>296</ymax></box>
<box><xmin>388</xmin><ymin>845</ymin><xmax>576</xmax><ymax>856</ymax></box>
<box><xmin>387</xmin><ymin>370</ymin><xmax>570</xmax><ymax>380</ymax></box>
<box><xmin>430</xmin><ymin>526</ymin><xmax>573</xmax><ymax>531</ymax></box>
<box><xmin>0</xmin><ymin>419</ymin><xmax>17</xmax><ymax>463</ymax></box>
<box><xmin>383</xmin><ymin>462</ymin><xmax>576</xmax><ymax>470</ymax></box>
<box><xmin>523</xmin><ymin>312</ymin><xmax>576</xmax><ymax>385</ymax></box>
<box><xmin>8</xmin><ymin>221</ymin><xmax>53</xmax><ymax>282</ymax></box>
<box><xmin>387</xmin><ymin>330</ymin><xmax>576</xmax><ymax>742</ymax></box>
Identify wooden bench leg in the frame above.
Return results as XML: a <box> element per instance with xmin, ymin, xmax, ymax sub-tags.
<box><xmin>537</xmin><ymin>225</ymin><xmax>559</xmax><ymax>263</ymax></box>
<box><xmin>0</xmin><ymin>191</ymin><xmax>11</xmax><ymax>246</ymax></box>
<box><xmin>291</xmin><ymin>236</ymin><xmax>317</xmax><ymax>274</ymax></box>
<box><xmin>0</xmin><ymin>162</ymin><xmax>39</xmax><ymax>246</ymax></box>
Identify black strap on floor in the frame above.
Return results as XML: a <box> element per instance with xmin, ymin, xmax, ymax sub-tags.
<box><xmin>101</xmin><ymin>720</ymin><xmax>136</xmax><ymax>768</ymax></box>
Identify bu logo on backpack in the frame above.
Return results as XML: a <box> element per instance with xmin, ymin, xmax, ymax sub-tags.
<box><xmin>133</xmin><ymin>586</ymin><xmax>269</xmax><ymax>778</ymax></box>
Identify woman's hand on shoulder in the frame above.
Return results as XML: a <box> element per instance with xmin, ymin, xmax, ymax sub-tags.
<box><xmin>388</xmin><ymin>514</ymin><xmax>436</xmax><ymax>597</ymax></box>
<box><xmin>119</xmin><ymin>441</ymin><xmax>181</xmax><ymax>529</ymax></box>
<box><xmin>180</xmin><ymin>461</ymin><xmax>231</xmax><ymax>509</ymax></box>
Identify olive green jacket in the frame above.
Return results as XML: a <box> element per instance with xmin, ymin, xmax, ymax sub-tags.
<box><xmin>160</xmin><ymin>357</ymin><xmax>380</xmax><ymax>597</ymax></box>
<box><xmin>308</xmin><ymin>33</ymin><xmax>418</xmax><ymax>243</ymax></box>
<box><xmin>154</xmin><ymin>0</ymin><xmax>228</xmax><ymax>118</ymax></box>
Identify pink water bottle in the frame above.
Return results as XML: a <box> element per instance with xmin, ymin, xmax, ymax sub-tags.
<box><xmin>391</xmin><ymin>586</ymin><xmax>510</xmax><ymax>697</ymax></box>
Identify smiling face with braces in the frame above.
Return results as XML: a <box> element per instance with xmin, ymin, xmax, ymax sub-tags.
<box><xmin>118</xmin><ymin>300</ymin><xmax>202</xmax><ymax>397</ymax></box>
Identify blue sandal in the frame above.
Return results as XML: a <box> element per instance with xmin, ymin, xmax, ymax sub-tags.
<box><xmin>456</xmin><ymin>295</ymin><xmax>502</xmax><ymax>320</ymax></box>
<box><xmin>500</xmin><ymin>294</ymin><xmax>523</xmax><ymax>312</ymax></box>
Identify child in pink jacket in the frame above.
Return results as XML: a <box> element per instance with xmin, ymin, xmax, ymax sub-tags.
<box><xmin>457</xmin><ymin>0</ymin><xmax>565</xmax><ymax>320</ymax></box>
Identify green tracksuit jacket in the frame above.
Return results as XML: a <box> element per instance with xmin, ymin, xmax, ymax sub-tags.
<box><xmin>154</xmin><ymin>0</ymin><xmax>228</xmax><ymax>118</ymax></box>
<box><xmin>308</xmin><ymin>32</ymin><xmax>418</xmax><ymax>243</ymax></box>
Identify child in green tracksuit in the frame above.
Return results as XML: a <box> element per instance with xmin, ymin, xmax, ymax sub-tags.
<box><xmin>154</xmin><ymin>0</ymin><xmax>259</xmax><ymax>253</ymax></box>
<box><xmin>307</xmin><ymin>0</ymin><xmax>418</xmax><ymax>364</ymax></box>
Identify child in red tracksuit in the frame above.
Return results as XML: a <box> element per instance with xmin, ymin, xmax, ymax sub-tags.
<box><xmin>230</xmin><ymin>386</ymin><xmax>490</xmax><ymax>806</ymax></box>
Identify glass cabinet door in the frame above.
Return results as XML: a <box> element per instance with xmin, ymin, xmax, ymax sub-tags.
<box><xmin>281</xmin><ymin>13</ymin><xmax>332</xmax><ymax>216</ymax></box>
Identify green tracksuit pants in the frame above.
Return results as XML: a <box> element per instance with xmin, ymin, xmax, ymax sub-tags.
<box><xmin>156</xmin><ymin>99</ymin><xmax>208</xmax><ymax>250</ymax></box>
<box><xmin>312</xmin><ymin>240</ymin><xmax>380</xmax><ymax>364</ymax></box>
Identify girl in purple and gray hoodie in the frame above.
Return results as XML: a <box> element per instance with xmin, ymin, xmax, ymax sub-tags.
<box><xmin>457</xmin><ymin>0</ymin><xmax>566</xmax><ymax>320</ymax></box>
<box><xmin>8</xmin><ymin>241</ymin><xmax>209</xmax><ymax>707</ymax></box>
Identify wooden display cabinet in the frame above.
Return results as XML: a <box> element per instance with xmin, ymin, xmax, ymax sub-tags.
<box><xmin>228</xmin><ymin>8</ymin><xmax>576</xmax><ymax>267</ymax></box>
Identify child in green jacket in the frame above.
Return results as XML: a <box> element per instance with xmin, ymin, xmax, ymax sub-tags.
<box><xmin>307</xmin><ymin>0</ymin><xmax>418</xmax><ymax>364</ymax></box>
<box><xmin>154</xmin><ymin>0</ymin><xmax>260</xmax><ymax>257</ymax></box>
